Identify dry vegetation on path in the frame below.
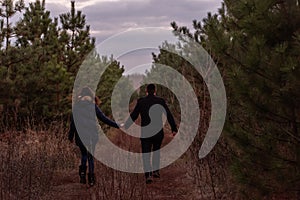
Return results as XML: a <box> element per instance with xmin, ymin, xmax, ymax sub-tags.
<box><xmin>0</xmin><ymin>125</ymin><xmax>199</xmax><ymax>200</ymax></box>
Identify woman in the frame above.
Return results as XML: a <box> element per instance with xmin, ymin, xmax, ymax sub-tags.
<box><xmin>68</xmin><ymin>87</ymin><xmax>119</xmax><ymax>186</ymax></box>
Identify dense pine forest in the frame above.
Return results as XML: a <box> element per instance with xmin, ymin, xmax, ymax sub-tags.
<box><xmin>0</xmin><ymin>0</ymin><xmax>299</xmax><ymax>199</ymax></box>
<box><xmin>0</xmin><ymin>0</ymin><xmax>125</xmax><ymax>127</ymax></box>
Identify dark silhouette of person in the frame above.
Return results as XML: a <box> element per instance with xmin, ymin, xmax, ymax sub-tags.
<box><xmin>68</xmin><ymin>86</ymin><xmax>119</xmax><ymax>186</ymax></box>
<box><xmin>124</xmin><ymin>84</ymin><xmax>177</xmax><ymax>184</ymax></box>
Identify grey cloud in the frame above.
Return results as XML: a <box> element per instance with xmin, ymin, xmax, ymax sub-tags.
<box><xmin>82</xmin><ymin>0</ymin><xmax>222</xmax><ymax>42</ymax></box>
<box><xmin>45</xmin><ymin>0</ymin><xmax>222</xmax><ymax>42</ymax></box>
<box><xmin>43</xmin><ymin>0</ymin><xmax>222</xmax><ymax>73</ymax></box>
<box><xmin>45</xmin><ymin>3</ymin><xmax>68</xmax><ymax>18</ymax></box>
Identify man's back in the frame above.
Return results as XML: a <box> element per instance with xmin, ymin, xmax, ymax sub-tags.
<box><xmin>125</xmin><ymin>94</ymin><xmax>177</xmax><ymax>137</ymax></box>
<box><xmin>137</xmin><ymin>94</ymin><xmax>165</xmax><ymax>126</ymax></box>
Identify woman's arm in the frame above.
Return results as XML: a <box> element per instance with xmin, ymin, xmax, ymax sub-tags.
<box><xmin>95</xmin><ymin>105</ymin><xmax>119</xmax><ymax>128</ymax></box>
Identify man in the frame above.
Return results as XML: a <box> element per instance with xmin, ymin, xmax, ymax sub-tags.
<box><xmin>124</xmin><ymin>84</ymin><xmax>177</xmax><ymax>184</ymax></box>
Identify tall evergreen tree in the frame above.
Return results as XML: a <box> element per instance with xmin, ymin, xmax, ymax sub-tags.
<box><xmin>0</xmin><ymin>0</ymin><xmax>25</xmax><ymax>81</ymax></box>
<box><xmin>0</xmin><ymin>0</ymin><xmax>128</xmax><ymax>128</ymax></box>
<box><xmin>0</xmin><ymin>0</ymin><xmax>24</xmax><ymax>50</ymax></box>
<box><xmin>59</xmin><ymin>1</ymin><xmax>95</xmax><ymax>73</ymax></box>
<box><xmin>173</xmin><ymin>0</ymin><xmax>300</xmax><ymax>198</ymax></box>
<box><xmin>10</xmin><ymin>0</ymin><xmax>72</xmax><ymax>121</ymax></box>
<box><xmin>15</xmin><ymin>0</ymin><xmax>54</xmax><ymax>48</ymax></box>
<box><xmin>96</xmin><ymin>56</ymin><xmax>124</xmax><ymax>116</ymax></box>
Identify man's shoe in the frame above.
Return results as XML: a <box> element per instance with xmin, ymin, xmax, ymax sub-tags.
<box><xmin>145</xmin><ymin>176</ymin><xmax>153</xmax><ymax>184</ymax></box>
<box><xmin>152</xmin><ymin>171</ymin><xmax>160</xmax><ymax>178</ymax></box>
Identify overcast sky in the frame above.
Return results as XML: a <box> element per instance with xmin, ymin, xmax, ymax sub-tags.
<box><xmin>25</xmin><ymin>0</ymin><xmax>223</xmax><ymax>74</ymax></box>
<box><xmin>26</xmin><ymin>0</ymin><xmax>223</xmax><ymax>43</ymax></box>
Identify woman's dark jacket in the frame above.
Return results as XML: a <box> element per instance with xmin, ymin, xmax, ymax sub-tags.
<box><xmin>68</xmin><ymin>97</ymin><xmax>119</xmax><ymax>147</ymax></box>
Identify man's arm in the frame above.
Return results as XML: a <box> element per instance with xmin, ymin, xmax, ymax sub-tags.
<box><xmin>124</xmin><ymin>99</ymin><xmax>140</xmax><ymax>129</ymax></box>
<box><xmin>162</xmin><ymin>99</ymin><xmax>178</xmax><ymax>133</ymax></box>
<box><xmin>95</xmin><ymin>105</ymin><xmax>119</xmax><ymax>128</ymax></box>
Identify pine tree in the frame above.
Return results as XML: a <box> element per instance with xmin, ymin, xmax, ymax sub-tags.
<box><xmin>0</xmin><ymin>0</ymin><xmax>128</xmax><ymax>127</ymax></box>
<box><xmin>173</xmin><ymin>0</ymin><xmax>300</xmax><ymax>198</ymax></box>
<box><xmin>96</xmin><ymin>56</ymin><xmax>124</xmax><ymax>116</ymax></box>
<box><xmin>59</xmin><ymin>1</ymin><xmax>95</xmax><ymax>74</ymax></box>
<box><xmin>15</xmin><ymin>0</ymin><xmax>54</xmax><ymax>48</ymax></box>
<box><xmin>9</xmin><ymin>0</ymin><xmax>72</xmax><ymax>121</ymax></box>
<box><xmin>0</xmin><ymin>0</ymin><xmax>24</xmax><ymax>50</ymax></box>
<box><xmin>14</xmin><ymin>0</ymin><xmax>61</xmax><ymax>64</ymax></box>
<box><xmin>0</xmin><ymin>0</ymin><xmax>25</xmax><ymax>83</ymax></box>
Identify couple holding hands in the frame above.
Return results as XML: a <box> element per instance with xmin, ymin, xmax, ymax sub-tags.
<box><xmin>68</xmin><ymin>84</ymin><xmax>177</xmax><ymax>186</ymax></box>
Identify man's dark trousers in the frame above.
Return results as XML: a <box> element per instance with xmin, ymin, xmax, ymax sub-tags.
<box><xmin>141</xmin><ymin>131</ymin><xmax>164</xmax><ymax>178</ymax></box>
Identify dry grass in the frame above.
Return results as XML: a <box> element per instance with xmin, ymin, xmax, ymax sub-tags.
<box><xmin>0</xmin><ymin>119</ymin><xmax>241</xmax><ymax>200</ymax></box>
<box><xmin>92</xmin><ymin>163</ymin><xmax>153</xmax><ymax>200</ymax></box>
<box><xmin>0</xmin><ymin>121</ymin><xmax>76</xmax><ymax>200</ymax></box>
<box><xmin>0</xmin><ymin>122</ymin><xmax>156</xmax><ymax>200</ymax></box>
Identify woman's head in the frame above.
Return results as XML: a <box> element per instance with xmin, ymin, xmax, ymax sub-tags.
<box><xmin>77</xmin><ymin>86</ymin><xmax>95</xmax><ymax>102</ymax></box>
<box><xmin>80</xmin><ymin>86</ymin><xmax>94</xmax><ymax>98</ymax></box>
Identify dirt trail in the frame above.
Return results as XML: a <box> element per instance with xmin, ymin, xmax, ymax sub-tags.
<box><xmin>42</xmin><ymin>163</ymin><xmax>192</xmax><ymax>200</ymax></box>
<box><xmin>41</xmin><ymin>129</ymin><xmax>195</xmax><ymax>200</ymax></box>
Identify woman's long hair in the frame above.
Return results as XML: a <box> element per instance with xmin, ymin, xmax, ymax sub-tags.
<box><xmin>77</xmin><ymin>86</ymin><xmax>101</xmax><ymax>105</ymax></box>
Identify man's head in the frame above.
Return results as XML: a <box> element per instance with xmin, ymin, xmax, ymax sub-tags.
<box><xmin>146</xmin><ymin>84</ymin><xmax>156</xmax><ymax>95</ymax></box>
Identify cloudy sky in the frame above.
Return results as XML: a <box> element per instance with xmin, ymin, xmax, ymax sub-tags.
<box><xmin>25</xmin><ymin>0</ymin><xmax>223</xmax><ymax>74</ymax></box>
<box><xmin>27</xmin><ymin>0</ymin><xmax>223</xmax><ymax>43</ymax></box>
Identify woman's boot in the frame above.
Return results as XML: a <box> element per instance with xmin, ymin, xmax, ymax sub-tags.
<box><xmin>88</xmin><ymin>173</ymin><xmax>95</xmax><ymax>186</ymax></box>
<box><xmin>79</xmin><ymin>165</ymin><xmax>87</xmax><ymax>184</ymax></box>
